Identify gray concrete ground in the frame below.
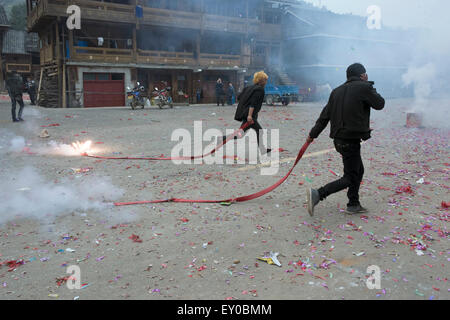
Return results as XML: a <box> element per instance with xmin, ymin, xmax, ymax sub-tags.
<box><xmin>0</xmin><ymin>98</ymin><xmax>448</xmax><ymax>300</ymax></box>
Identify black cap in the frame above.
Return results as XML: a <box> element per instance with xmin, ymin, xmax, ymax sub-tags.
<box><xmin>347</xmin><ymin>63</ymin><xmax>366</xmax><ymax>79</ymax></box>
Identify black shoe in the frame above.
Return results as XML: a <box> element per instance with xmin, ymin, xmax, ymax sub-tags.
<box><xmin>13</xmin><ymin>119</ymin><xmax>19</xmax><ymax>122</ymax></box>
<box><xmin>260</xmin><ymin>148</ymin><xmax>272</xmax><ymax>155</ymax></box>
<box><xmin>18</xmin><ymin>118</ymin><xmax>24</xmax><ymax>121</ymax></box>
<box><xmin>346</xmin><ymin>205</ymin><xmax>368</xmax><ymax>214</ymax></box>
<box><xmin>306</xmin><ymin>188</ymin><xmax>320</xmax><ymax>216</ymax></box>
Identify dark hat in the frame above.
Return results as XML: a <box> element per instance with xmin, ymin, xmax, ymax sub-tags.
<box><xmin>347</xmin><ymin>63</ymin><xmax>366</xmax><ymax>78</ymax></box>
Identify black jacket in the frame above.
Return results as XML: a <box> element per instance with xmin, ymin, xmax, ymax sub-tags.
<box><xmin>234</xmin><ymin>84</ymin><xmax>265</xmax><ymax>121</ymax></box>
<box><xmin>309</xmin><ymin>77</ymin><xmax>385</xmax><ymax>141</ymax></box>
<box><xmin>215</xmin><ymin>82</ymin><xmax>224</xmax><ymax>95</ymax></box>
<box><xmin>6</xmin><ymin>73</ymin><xmax>24</xmax><ymax>96</ymax></box>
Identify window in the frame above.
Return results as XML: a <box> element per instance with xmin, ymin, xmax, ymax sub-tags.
<box><xmin>83</xmin><ymin>73</ymin><xmax>96</xmax><ymax>80</ymax></box>
<box><xmin>111</xmin><ymin>73</ymin><xmax>124</xmax><ymax>80</ymax></box>
<box><xmin>96</xmin><ymin>74</ymin><xmax>109</xmax><ymax>80</ymax></box>
<box><xmin>83</xmin><ymin>73</ymin><xmax>124</xmax><ymax>81</ymax></box>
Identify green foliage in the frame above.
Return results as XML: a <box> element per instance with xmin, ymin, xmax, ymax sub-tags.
<box><xmin>8</xmin><ymin>2</ymin><xmax>27</xmax><ymax>30</ymax></box>
<box><xmin>1</xmin><ymin>0</ymin><xmax>25</xmax><ymax>14</ymax></box>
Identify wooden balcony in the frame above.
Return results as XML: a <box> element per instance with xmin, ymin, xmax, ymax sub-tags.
<box><xmin>141</xmin><ymin>7</ymin><xmax>262</xmax><ymax>34</ymax></box>
<box><xmin>28</xmin><ymin>0</ymin><xmax>135</xmax><ymax>31</ymax></box>
<box><xmin>67</xmin><ymin>46</ymin><xmax>244</xmax><ymax>69</ymax></box>
<box><xmin>28</xmin><ymin>0</ymin><xmax>278</xmax><ymax>38</ymax></box>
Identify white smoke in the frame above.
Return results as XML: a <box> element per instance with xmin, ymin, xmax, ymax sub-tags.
<box><xmin>401</xmin><ymin>63</ymin><xmax>436</xmax><ymax>112</ymax></box>
<box><xmin>0</xmin><ymin>166</ymin><xmax>124</xmax><ymax>225</ymax></box>
<box><xmin>8</xmin><ymin>136</ymin><xmax>26</xmax><ymax>152</ymax></box>
<box><xmin>392</xmin><ymin>0</ymin><xmax>450</xmax><ymax>128</ymax></box>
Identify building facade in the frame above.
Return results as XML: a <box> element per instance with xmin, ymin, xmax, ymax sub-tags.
<box><xmin>27</xmin><ymin>0</ymin><xmax>286</xmax><ymax>107</ymax></box>
<box><xmin>27</xmin><ymin>0</ymin><xmax>414</xmax><ymax>107</ymax></box>
<box><xmin>0</xmin><ymin>5</ymin><xmax>40</xmax><ymax>92</ymax></box>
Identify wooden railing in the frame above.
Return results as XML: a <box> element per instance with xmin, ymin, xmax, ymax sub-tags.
<box><xmin>71</xmin><ymin>0</ymin><xmax>134</xmax><ymax>22</ymax></box>
<box><xmin>137</xmin><ymin>50</ymin><xmax>195</xmax><ymax>65</ymax></box>
<box><xmin>200</xmin><ymin>53</ymin><xmax>241</xmax><ymax>67</ymax></box>
<box><xmin>141</xmin><ymin>6</ymin><xmax>261</xmax><ymax>34</ymax></box>
<box><xmin>141</xmin><ymin>7</ymin><xmax>202</xmax><ymax>29</ymax></box>
<box><xmin>73</xmin><ymin>46</ymin><xmax>134</xmax><ymax>63</ymax></box>
<box><xmin>70</xmin><ymin>46</ymin><xmax>244</xmax><ymax>68</ymax></box>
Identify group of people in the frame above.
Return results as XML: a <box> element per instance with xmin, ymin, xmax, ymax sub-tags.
<box><xmin>215</xmin><ymin>78</ymin><xmax>235</xmax><ymax>106</ymax></box>
<box><xmin>6</xmin><ymin>71</ymin><xmax>37</xmax><ymax>122</ymax></box>
<box><xmin>232</xmin><ymin>63</ymin><xmax>385</xmax><ymax>216</ymax></box>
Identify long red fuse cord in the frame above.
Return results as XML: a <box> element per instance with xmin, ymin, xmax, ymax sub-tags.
<box><xmin>81</xmin><ymin>121</ymin><xmax>312</xmax><ymax>206</ymax></box>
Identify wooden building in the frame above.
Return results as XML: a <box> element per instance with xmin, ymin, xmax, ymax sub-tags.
<box><xmin>27</xmin><ymin>0</ymin><xmax>286</xmax><ymax>107</ymax></box>
<box><xmin>0</xmin><ymin>5</ymin><xmax>11</xmax><ymax>91</ymax></box>
<box><xmin>0</xmin><ymin>5</ymin><xmax>40</xmax><ymax>92</ymax></box>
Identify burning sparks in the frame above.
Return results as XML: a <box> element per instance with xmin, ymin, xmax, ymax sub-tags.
<box><xmin>72</xmin><ymin>141</ymin><xmax>92</xmax><ymax>155</ymax></box>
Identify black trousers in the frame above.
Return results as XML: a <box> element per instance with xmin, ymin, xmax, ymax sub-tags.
<box><xmin>11</xmin><ymin>94</ymin><xmax>24</xmax><ymax>121</ymax></box>
<box><xmin>240</xmin><ymin>119</ymin><xmax>263</xmax><ymax>146</ymax></box>
<box><xmin>318</xmin><ymin>139</ymin><xmax>364</xmax><ymax>206</ymax></box>
<box><xmin>227</xmin><ymin>95</ymin><xmax>232</xmax><ymax>105</ymax></box>
<box><xmin>216</xmin><ymin>94</ymin><xmax>224</xmax><ymax>106</ymax></box>
<box><xmin>29</xmin><ymin>90</ymin><xmax>37</xmax><ymax>105</ymax></box>
<box><xmin>224</xmin><ymin>119</ymin><xmax>264</xmax><ymax>147</ymax></box>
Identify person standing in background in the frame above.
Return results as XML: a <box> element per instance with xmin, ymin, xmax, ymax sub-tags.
<box><xmin>227</xmin><ymin>82</ymin><xmax>235</xmax><ymax>105</ymax></box>
<box><xmin>26</xmin><ymin>76</ymin><xmax>37</xmax><ymax>105</ymax></box>
<box><xmin>215</xmin><ymin>78</ymin><xmax>224</xmax><ymax>106</ymax></box>
<box><xmin>6</xmin><ymin>71</ymin><xmax>25</xmax><ymax>122</ymax></box>
<box><xmin>196</xmin><ymin>84</ymin><xmax>202</xmax><ymax>104</ymax></box>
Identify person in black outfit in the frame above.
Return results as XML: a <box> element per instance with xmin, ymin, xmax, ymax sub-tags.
<box><xmin>226</xmin><ymin>82</ymin><xmax>235</xmax><ymax>105</ymax></box>
<box><xmin>305</xmin><ymin>63</ymin><xmax>385</xmax><ymax>215</ymax></box>
<box><xmin>227</xmin><ymin>71</ymin><xmax>271</xmax><ymax>154</ymax></box>
<box><xmin>6</xmin><ymin>72</ymin><xmax>25</xmax><ymax>122</ymax></box>
<box><xmin>215</xmin><ymin>78</ymin><xmax>224</xmax><ymax>106</ymax></box>
<box><xmin>26</xmin><ymin>76</ymin><xmax>37</xmax><ymax>105</ymax></box>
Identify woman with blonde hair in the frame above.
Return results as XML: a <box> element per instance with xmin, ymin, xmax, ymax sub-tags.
<box><xmin>230</xmin><ymin>71</ymin><xmax>271</xmax><ymax>154</ymax></box>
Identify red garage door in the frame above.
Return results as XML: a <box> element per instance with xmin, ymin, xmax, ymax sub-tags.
<box><xmin>83</xmin><ymin>73</ymin><xmax>125</xmax><ymax>107</ymax></box>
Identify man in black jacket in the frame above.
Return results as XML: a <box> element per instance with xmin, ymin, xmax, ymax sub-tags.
<box><xmin>305</xmin><ymin>63</ymin><xmax>385</xmax><ymax>215</ymax></box>
<box><xmin>6</xmin><ymin>72</ymin><xmax>25</xmax><ymax>122</ymax></box>
<box><xmin>215</xmin><ymin>78</ymin><xmax>224</xmax><ymax>106</ymax></box>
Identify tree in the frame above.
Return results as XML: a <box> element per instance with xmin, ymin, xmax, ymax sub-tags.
<box><xmin>9</xmin><ymin>3</ymin><xmax>27</xmax><ymax>31</ymax></box>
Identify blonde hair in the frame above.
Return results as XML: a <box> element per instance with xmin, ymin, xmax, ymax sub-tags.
<box><xmin>253</xmin><ymin>71</ymin><xmax>269</xmax><ymax>85</ymax></box>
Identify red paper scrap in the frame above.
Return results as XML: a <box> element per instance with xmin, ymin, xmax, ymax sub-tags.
<box><xmin>128</xmin><ymin>234</ymin><xmax>143</xmax><ymax>243</ymax></box>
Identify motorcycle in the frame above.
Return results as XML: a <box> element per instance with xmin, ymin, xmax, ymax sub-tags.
<box><xmin>152</xmin><ymin>86</ymin><xmax>173</xmax><ymax>109</ymax></box>
<box><xmin>127</xmin><ymin>82</ymin><xmax>147</xmax><ymax>110</ymax></box>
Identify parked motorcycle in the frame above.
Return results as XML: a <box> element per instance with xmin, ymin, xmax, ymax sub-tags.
<box><xmin>127</xmin><ymin>82</ymin><xmax>147</xmax><ymax>110</ymax></box>
<box><xmin>152</xmin><ymin>86</ymin><xmax>173</xmax><ymax>109</ymax></box>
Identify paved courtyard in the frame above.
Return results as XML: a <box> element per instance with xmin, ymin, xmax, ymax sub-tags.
<box><xmin>0</xmin><ymin>98</ymin><xmax>448</xmax><ymax>300</ymax></box>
